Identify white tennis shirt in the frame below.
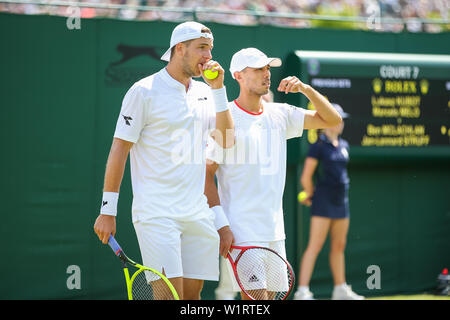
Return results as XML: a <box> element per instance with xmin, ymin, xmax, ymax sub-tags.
<box><xmin>207</xmin><ymin>100</ymin><xmax>305</xmax><ymax>243</ymax></box>
<box><xmin>114</xmin><ymin>68</ymin><xmax>217</xmax><ymax>223</ymax></box>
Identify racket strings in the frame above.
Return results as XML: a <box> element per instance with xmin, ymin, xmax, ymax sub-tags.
<box><xmin>131</xmin><ymin>270</ymin><xmax>176</xmax><ymax>300</ymax></box>
<box><xmin>235</xmin><ymin>248</ymin><xmax>293</xmax><ymax>300</ymax></box>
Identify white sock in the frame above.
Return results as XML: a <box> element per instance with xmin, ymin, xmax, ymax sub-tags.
<box><xmin>334</xmin><ymin>283</ymin><xmax>347</xmax><ymax>290</ymax></box>
<box><xmin>298</xmin><ymin>286</ymin><xmax>310</xmax><ymax>293</ymax></box>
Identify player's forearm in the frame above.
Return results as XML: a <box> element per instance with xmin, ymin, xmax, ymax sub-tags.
<box><xmin>205</xmin><ymin>162</ymin><xmax>229</xmax><ymax>230</ymax></box>
<box><xmin>211</xmin><ymin>86</ymin><xmax>234</xmax><ymax>149</ymax></box>
<box><xmin>303</xmin><ymin>85</ymin><xmax>342</xmax><ymax>127</ymax></box>
<box><xmin>103</xmin><ymin>138</ymin><xmax>133</xmax><ymax>193</ymax></box>
<box><xmin>204</xmin><ymin>172</ymin><xmax>221</xmax><ymax>207</ymax></box>
<box><xmin>103</xmin><ymin>160</ymin><xmax>125</xmax><ymax>193</ymax></box>
<box><xmin>215</xmin><ymin>110</ymin><xmax>234</xmax><ymax>149</ymax></box>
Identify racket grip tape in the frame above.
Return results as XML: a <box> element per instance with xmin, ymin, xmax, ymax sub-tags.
<box><xmin>108</xmin><ymin>235</ymin><xmax>123</xmax><ymax>256</ymax></box>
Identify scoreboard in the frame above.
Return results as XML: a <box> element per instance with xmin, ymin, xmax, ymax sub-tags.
<box><xmin>287</xmin><ymin>51</ymin><xmax>450</xmax><ymax>161</ymax></box>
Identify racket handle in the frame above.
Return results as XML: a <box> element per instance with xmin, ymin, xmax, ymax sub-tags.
<box><xmin>108</xmin><ymin>235</ymin><xmax>122</xmax><ymax>256</ymax></box>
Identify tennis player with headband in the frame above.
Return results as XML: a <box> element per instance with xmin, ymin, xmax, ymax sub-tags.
<box><xmin>204</xmin><ymin>48</ymin><xmax>342</xmax><ymax>299</ymax></box>
<box><xmin>94</xmin><ymin>21</ymin><xmax>234</xmax><ymax>300</ymax></box>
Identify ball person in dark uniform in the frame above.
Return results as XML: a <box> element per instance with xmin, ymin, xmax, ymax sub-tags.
<box><xmin>294</xmin><ymin>104</ymin><xmax>364</xmax><ymax>300</ymax></box>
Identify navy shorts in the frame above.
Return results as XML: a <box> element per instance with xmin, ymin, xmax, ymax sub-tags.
<box><xmin>310</xmin><ymin>184</ymin><xmax>350</xmax><ymax>219</ymax></box>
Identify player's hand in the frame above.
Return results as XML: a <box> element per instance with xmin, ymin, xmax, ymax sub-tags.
<box><xmin>277</xmin><ymin>76</ymin><xmax>310</xmax><ymax>94</ymax></box>
<box><xmin>217</xmin><ymin>226</ymin><xmax>234</xmax><ymax>258</ymax></box>
<box><xmin>198</xmin><ymin>60</ymin><xmax>224</xmax><ymax>89</ymax></box>
<box><xmin>94</xmin><ymin>214</ymin><xmax>116</xmax><ymax>244</ymax></box>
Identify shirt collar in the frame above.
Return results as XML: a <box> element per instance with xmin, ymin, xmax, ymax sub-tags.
<box><xmin>233</xmin><ymin>99</ymin><xmax>264</xmax><ymax>116</ymax></box>
<box><xmin>160</xmin><ymin>67</ymin><xmax>192</xmax><ymax>93</ymax></box>
<box><xmin>320</xmin><ymin>133</ymin><xmax>342</xmax><ymax>146</ymax></box>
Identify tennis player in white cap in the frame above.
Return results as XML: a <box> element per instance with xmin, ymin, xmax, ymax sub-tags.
<box><xmin>94</xmin><ymin>21</ymin><xmax>234</xmax><ymax>300</ymax></box>
<box><xmin>204</xmin><ymin>47</ymin><xmax>341</xmax><ymax>300</ymax></box>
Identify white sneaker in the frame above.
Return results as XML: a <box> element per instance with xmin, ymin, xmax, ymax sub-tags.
<box><xmin>331</xmin><ymin>284</ymin><xmax>364</xmax><ymax>300</ymax></box>
<box><xmin>293</xmin><ymin>289</ymin><xmax>315</xmax><ymax>300</ymax></box>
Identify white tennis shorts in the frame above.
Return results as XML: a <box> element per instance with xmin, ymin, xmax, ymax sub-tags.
<box><xmin>133</xmin><ymin>216</ymin><xmax>220</xmax><ymax>281</ymax></box>
<box><xmin>226</xmin><ymin>240</ymin><xmax>289</xmax><ymax>292</ymax></box>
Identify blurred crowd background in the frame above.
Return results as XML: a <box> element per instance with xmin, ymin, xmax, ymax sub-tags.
<box><xmin>0</xmin><ymin>0</ymin><xmax>449</xmax><ymax>32</ymax></box>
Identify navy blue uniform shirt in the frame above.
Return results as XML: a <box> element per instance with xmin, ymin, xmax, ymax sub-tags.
<box><xmin>308</xmin><ymin>133</ymin><xmax>350</xmax><ymax>218</ymax></box>
<box><xmin>308</xmin><ymin>133</ymin><xmax>350</xmax><ymax>187</ymax></box>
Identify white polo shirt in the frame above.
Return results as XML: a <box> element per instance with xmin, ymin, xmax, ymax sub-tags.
<box><xmin>114</xmin><ymin>68</ymin><xmax>217</xmax><ymax>223</ymax></box>
<box><xmin>207</xmin><ymin>100</ymin><xmax>305</xmax><ymax>243</ymax></box>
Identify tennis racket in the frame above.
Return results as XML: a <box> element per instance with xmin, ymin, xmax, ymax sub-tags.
<box><xmin>108</xmin><ymin>235</ymin><xmax>179</xmax><ymax>300</ymax></box>
<box><xmin>227</xmin><ymin>245</ymin><xmax>295</xmax><ymax>300</ymax></box>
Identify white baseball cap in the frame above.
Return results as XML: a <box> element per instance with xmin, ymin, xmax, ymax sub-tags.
<box><xmin>229</xmin><ymin>48</ymin><xmax>282</xmax><ymax>79</ymax></box>
<box><xmin>161</xmin><ymin>21</ymin><xmax>214</xmax><ymax>62</ymax></box>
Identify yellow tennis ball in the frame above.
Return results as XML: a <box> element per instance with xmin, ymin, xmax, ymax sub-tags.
<box><xmin>298</xmin><ymin>191</ymin><xmax>308</xmax><ymax>202</ymax></box>
<box><xmin>204</xmin><ymin>69</ymin><xmax>218</xmax><ymax>80</ymax></box>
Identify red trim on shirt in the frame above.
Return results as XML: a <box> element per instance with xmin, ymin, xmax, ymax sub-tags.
<box><xmin>234</xmin><ymin>100</ymin><xmax>263</xmax><ymax>115</ymax></box>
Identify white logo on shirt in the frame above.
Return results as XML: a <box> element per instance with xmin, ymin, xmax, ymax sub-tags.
<box><xmin>341</xmin><ymin>147</ymin><xmax>349</xmax><ymax>159</ymax></box>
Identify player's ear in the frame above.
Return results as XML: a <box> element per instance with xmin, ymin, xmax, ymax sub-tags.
<box><xmin>174</xmin><ymin>42</ymin><xmax>185</xmax><ymax>58</ymax></box>
<box><xmin>234</xmin><ymin>71</ymin><xmax>241</xmax><ymax>81</ymax></box>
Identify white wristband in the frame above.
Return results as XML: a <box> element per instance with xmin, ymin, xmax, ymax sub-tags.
<box><xmin>211</xmin><ymin>87</ymin><xmax>229</xmax><ymax>113</ymax></box>
<box><xmin>211</xmin><ymin>205</ymin><xmax>229</xmax><ymax>230</ymax></box>
<box><xmin>100</xmin><ymin>192</ymin><xmax>119</xmax><ymax>216</ymax></box>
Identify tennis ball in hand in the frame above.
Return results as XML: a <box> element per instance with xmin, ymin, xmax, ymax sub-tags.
<box><xmin>297</xmin><ymin>191</ymin><xmax>308</xmax><ymax>202</ymax></box>
<box><xmin>204</xmin><ymin>69</ymin><xmax>218</xmax><ymax>80</ymax></box>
